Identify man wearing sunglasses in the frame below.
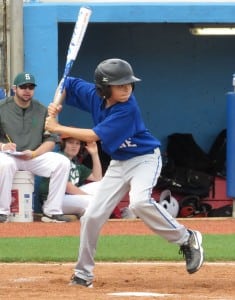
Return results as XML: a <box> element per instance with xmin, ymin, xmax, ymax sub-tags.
<box><xmin>0</xmin><ymin>72</ymin><xmax>71</xmax><ymax>223</ymax></box>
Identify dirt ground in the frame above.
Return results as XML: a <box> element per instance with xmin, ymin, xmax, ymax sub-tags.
<box><xmin>1</xmin><ymin>218</ymin><xmax>235</xmax><ymax>299</ymax></box>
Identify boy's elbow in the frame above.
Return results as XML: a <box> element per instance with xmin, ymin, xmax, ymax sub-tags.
<box><xmin>90</xmin><ymin>131</ymin><xmax>100</xmax><ymax>142</ymax></box>
<box><xmin>86</xmin><ymin>136</ymin><xmax>98</xmax><ymax>143</ymax></box>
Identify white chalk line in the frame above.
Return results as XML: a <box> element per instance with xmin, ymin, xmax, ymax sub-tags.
<box><xmin>107</xmin><ymin>292</ymin><xmax>173</xmax><ymax>297</ymax></box>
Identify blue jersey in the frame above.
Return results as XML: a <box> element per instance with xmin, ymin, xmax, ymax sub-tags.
<box><xmin>65</xmin><ymin>77</ymin><xmax>161</xmax><ymax>160</ymax></box>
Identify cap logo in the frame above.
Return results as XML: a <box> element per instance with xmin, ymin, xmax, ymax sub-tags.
<box><xmin>25</xmin><ymin>73</ymin><xmax>31</xmax><ymax>81</ymax></box>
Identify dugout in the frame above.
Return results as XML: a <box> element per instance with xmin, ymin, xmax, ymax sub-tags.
<box><xmin>21</xmin><ymin>1</ymin><xmax>235</xmax><ymax>213</ymax></box>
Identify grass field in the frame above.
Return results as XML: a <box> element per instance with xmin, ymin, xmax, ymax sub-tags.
<box><xmin>0</xmin><ymin>234</ymin><xmax>234</xmax><ymax>262</ymax></box>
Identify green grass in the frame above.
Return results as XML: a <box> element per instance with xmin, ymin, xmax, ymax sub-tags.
<box><xmin>0</xmin><ymin>235</ymin><xmax>234</xmax><ymax>262</ymax></box>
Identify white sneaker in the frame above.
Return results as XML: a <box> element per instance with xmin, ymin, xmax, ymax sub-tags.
<box><xmin>41</xmin><ymin>214</ymin><xmax>71</xmax><ymax>223</ymax></box>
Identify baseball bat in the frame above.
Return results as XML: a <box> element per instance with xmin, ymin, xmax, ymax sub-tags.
<box><xmin>53</xmin><ymin>6</ymin><xmax>92</xmax><ymax>105</ymax></box>
<box><xmin>45</xmin><ymin>6</ymin><xmax>92</xmax><ymax>135</ymax></box>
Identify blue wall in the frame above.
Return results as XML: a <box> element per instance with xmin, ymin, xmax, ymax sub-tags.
<box><xmin>23</xmin><ymin>2</ymin><xmax>235</xmax><ymax>153</ymax></box>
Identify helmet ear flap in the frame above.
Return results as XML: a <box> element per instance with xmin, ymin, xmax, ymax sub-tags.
<box><xmin>96</xmin><ymin>85</ymin><xmax>112</xmax><ymax>99</ymax></box>
<box><xmin>96</xmin><ymin>86</ymin><xmax>103</xmax><ymax>98</ymax></box>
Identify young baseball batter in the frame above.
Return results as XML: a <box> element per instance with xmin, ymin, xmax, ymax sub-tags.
<box><xmin>46</xmin><ymin>58</ymin><xmax>204</xmax><ymax>287</ymax></box>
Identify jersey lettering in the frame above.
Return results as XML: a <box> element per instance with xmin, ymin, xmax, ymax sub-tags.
<box><xmin>120</xmin><ymin>138</ymin><xmax>137</xmax><ymax>149</ymax></box>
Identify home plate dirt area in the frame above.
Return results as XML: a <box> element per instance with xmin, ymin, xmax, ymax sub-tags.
<box><xmin>0</xmin><ymin>218</ymin><xmax>235</xmax><ymax>300</ymax></box>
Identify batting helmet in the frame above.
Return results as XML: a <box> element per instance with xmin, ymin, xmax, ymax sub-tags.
<box><xmin>94</xmin><ymin>58</ymin><xmax>141</xmax><ymax>99</ymax></box>
<box><xmin>159</xmin><ymin>189</ymin><xmax>179</xmax><ymax>218</ymax></box>
<box><xmin>94</xmin><ymin>58</ymin><xmax>141</xmax><ymax>87</ymax></box>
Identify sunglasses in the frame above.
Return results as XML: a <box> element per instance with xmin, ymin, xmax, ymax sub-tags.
<box><xmin>18</xmin><ymin>84</ymin><xmax>35</xmax><ymax>90</ymax></box>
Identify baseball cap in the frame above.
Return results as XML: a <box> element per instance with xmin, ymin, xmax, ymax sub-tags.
<box><xmin>13</xmin><ymin>72</ymin><xmax>37</xmax><ymax>86</ymax></box>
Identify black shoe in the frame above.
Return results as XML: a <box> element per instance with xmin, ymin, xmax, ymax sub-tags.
<box><xmin>41</xmin><ymin>213</ymin><xmax>71</xmax><ymax>223</ymax></box>
<box><xmin>0</xmin><ymin>214</ymin><xmax>8</xmax><ymax>223</ymax></box>
<box><xmin>69</xmin><ymin>274</ymin><xmax>93</xmax><ymax>288</ymax></box>
<box><xmin>179</xmin><ymin>229</ymin><xmax>204</xmax><ymax>274</ymax></box>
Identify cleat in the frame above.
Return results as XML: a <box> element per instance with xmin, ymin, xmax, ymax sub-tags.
<box><xmin>0</xmin><ymin>214</ymin><xmax>8</xmax><ymax>223</ymax></box>
<box><xmin>69</xmin><ymin>274</ymin><xmax>93</xmax><ymax>288</ymax></box>
<box><xmin>41</xmin><ymin>213</ymin><xmax>71</xmax><ymax>223</ymax></box>
<box><xmin>179</xmin><ymin>229</ymin><xmax>204</xmax><ymax>274</ymax></box>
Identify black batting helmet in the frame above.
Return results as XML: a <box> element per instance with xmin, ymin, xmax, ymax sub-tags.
<box><xmin>94</xmin><ymin>58</ymin><xmax>141</xmax><ymax>89</ymax></box>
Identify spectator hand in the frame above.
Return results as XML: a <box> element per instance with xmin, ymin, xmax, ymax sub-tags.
<box><xmin>85</xmin><ymin>142</ymin><xmax>98</xmax><ymax>155</ymax></box>
<box><xmin>17</xmin><ymin>150</ymin><xmax>35</xmax><ymax>160</ymax></box>
<box><xmin>2</xmin><ymin>142</ymin><xmax>16</xmax><ymax>152</ymax></box>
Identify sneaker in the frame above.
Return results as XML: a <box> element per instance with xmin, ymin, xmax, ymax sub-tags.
<box><xmin>69</xmin><ymin>274</ymin><xmax>93</xmax><ymax>288</ymax></box>
<box><xmin>0</xmin><ymin>214</ymin><xmax>8</xmax><ymax>223</ymax></box>
<box><xmin>179</xmin><ymin>229</ymin><xmax>204</xmax><ymax>274</ymax></box>
<box><xmin>41</xmin><ymin>213</ymin><xmax>71</xmax><ymax>223</ymax></box>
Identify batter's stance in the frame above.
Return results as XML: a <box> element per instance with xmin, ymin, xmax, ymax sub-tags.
<box><xmin>46</xmin><ymin>58</ymin><xmax>204</xmax><ymax>287</ymax></box>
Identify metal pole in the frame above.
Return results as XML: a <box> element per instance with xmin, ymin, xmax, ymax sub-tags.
<box><xmin>9</xmin><ymin>0</ymin><xmax>24</xmax><ymax>92</ymax></box>
<box><xmin>2</xmin><ymin>0</ymin><xmax>8</xmax><ymax>94</ymax></box>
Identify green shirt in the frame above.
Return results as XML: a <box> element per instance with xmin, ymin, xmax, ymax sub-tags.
<box><xmin>0</xmin><ymin>96</ymin><xmax>56</xmax><ymax>150</ymax></box>
<box><xmin>69</xmin><ymin>160</ymin><xmax>92</xmax><ymax>186</ymax></box>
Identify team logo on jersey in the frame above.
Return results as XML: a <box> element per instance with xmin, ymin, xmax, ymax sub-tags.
<box><xmin>69</xmin><ymin>161</ymin><xmax>80</xmax><ymax>186</ymax></box>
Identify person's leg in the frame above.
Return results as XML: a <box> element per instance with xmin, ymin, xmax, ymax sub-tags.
<box><xmin>128</xmin><ymin>149</ymin><xmax>187</xmax><ymax>244</ymax></box>
<box><xmin>71</xmin><ymin>160</ymin><xmax>129</xmax><ymax>286</ymax></box>
<box><xmin>62</xmin><ymin>181</ymin><xmax>101</xmax><ymax>215</ymax></box>
<box><xmin>80</xmin><ymin>181</ymin><xmax>101</xmax><ymax>195</ymax></box>
<box><xmin>62</xmin><ymin>194</ymin><xmax>93</xmax><ymax>216</ymax></box>
<box><xmin>126</xmin><ymin>149</ymin><xmax>203</xmax><ymax>274</ymax></box>
<box><xmin>21</xmin><ymin>152</ymin><xmax>70</xmax><ymax>216</ymax></box>
<box><xmin>0</xmin><ymin>153</ymin><xmax>17</xmax><ymax>219</ymax></box>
